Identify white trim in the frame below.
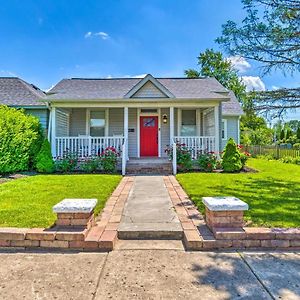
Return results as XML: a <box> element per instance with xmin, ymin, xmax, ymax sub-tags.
<box><xmin>237</xmin><ymin>116</ymin><xmax>241</xmax><ymax>144</ymax></box>
<box><xmin>51</xmin><ymin>101</ymin><xmax>222</xmax><ymax>108</ymax></box>
<box><xmin>86</xmin><ymin>108</ymin><xmax>109</xmax><ymax>137</ymax></box>
<box><xmin>48</xmin><ymin>109</ymin><xmax>52</xmax><ymax>141</ymax></box>
<box><xmin>124</xmin><ymin>107</ymin><xmax>129</xmax><ymax>160</ymax></box>
<box><xmin>137</xmin><ymin>108</ymin><xmax>141</xmax><ymax>158</ymax></box>
<box><xmin>51</xmin><ymin>107</ymin><xmax>56</xmax><ymax>157</ymax></box>
<box><xmin>170</xmin><ymin>106</ymin><xmax>174</xmax><ymax>144</ymax></box>
<box><xmin>221</xmin><ymin>119</ymin><xmax>228</xmax><ymax>140</ymax></box>
<box><xmin>158</xmin><ymin>108</ymin><xmax>161</xmax><ymax>157</ymax></box>
<box><xmin>214</xmin><ymin>105</ymin><xmax>220</xmax><ymax>153</ymax></box>
<box><xmin>124</xmin><ymin>74</ymin><xmax>175</xmax><ymax>98</ymax></box>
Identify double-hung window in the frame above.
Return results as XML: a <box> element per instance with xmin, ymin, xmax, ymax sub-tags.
<box><xmin>181</xmin><ymin>110</ymin><xmax>197</xmax><ymax>136</ymax></box>
<box><xmin>221</xmin><ymin>119</ymin><xmax>227</xmax><ymax>140</ymax></box>
<box><xmin>90</xmin><ymin>110</ymin><xmax>106</xmax><ymax>136</ymax></box>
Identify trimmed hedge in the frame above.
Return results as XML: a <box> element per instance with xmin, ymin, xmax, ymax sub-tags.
<box><xmin>0</xmin><ymin>105</ymin><xmax>44</xmax><ymax>174</ymax></box>
<box><xmin>35</xmin><ymin>139</ymin><xmax>54</xmax><ymax>173</ymax></box>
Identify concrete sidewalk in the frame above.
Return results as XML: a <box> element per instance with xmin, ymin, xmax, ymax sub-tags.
<box><xmin>118</xmin><ymin>176</ymin><xmax>183</xmax><ymax>239</ymax></box>
<box><xmin>0</xmin><ymin>249</ymin><xmax>299</xmax><ymax>300</ymax></box>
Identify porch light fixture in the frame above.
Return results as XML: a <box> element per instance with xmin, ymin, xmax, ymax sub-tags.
<box><xmin>162</xmin><ymin>114</ymin><xmax>168</xmax><ymax>124</ymax></box>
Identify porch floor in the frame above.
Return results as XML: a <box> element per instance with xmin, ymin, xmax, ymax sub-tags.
<box><xmin>118</xmin><ymin>176</ymin><xmax>183</xmax><ymax>239</ymax></box>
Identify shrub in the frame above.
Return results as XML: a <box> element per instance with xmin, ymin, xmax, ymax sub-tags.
<box><xmin>55</xmin><ymin>152</ymin><xmax>78</xmax><ymax>173</ymax></box>
<box><xmin>293</xmin><ymin>143</ymin><xmax>300</xmax><ymax>150</ymax></box>
<box><xmin>237</xmin><ymin>145</ymin><xmax>251</xmax><ymax>167</ymax></box>
<box><xmin>0</xmin><ymin>105</ymin><xmax>43</xmax><ymax>174</ymax></box>
<box><xmin>35</xmin><ymin>139</ymin><xmax>54</xmax><ymax>173</ymax></box>
<box><xmin>197</xmin><ymin>153</ymin><xmax>218</xmax><ymax>172</ymax></box>
<box><xmin>165</xmin><ymin>143</ymin><xmax>192</xmax><ymax>172</ymax></box>
<box><xmin>279</xmin><ymin>156</ymin><xmax>300</xmax><ymax>165</ymax></box>
<box><xmin>80</xmin><ymin>157</ymin><xmax>100</xmax><ymax>173</ymax></box>
<box><xmin>99</xmin><ymin>147</ymin><xmax>119</xmax><ymax>173</ymax></box>
<box><xmin>222</xmin><ymin>138</ymin><xmax>242</xmax><ymax>172</ymax></box>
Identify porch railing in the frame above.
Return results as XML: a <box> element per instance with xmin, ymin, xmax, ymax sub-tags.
<box><xmin>55</xmin><ymin>136</ymin><xmax>125</xmax><ymax>158</ymax></box>
<box><xmin>173</xmin><ymin>136</ymin><xmax>215</xmax><ymax>159</ymax></box>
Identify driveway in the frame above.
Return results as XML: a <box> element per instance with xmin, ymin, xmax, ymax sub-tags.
<box><xmin>0</xmin><ymin>248</ymin><xmax>299</xmax><ymax>300</ymax></box>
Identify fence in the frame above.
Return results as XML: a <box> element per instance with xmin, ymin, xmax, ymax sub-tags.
<box><xmin>243</xmin><ymin>145</ymin><xmax>300</xmax><ymax>159</ymax></box>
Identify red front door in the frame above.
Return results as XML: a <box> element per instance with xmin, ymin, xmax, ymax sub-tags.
<box><xmin>140</xmin><ymin>116</ymin><xmax>158</xmax><ymax>157</ymax></box>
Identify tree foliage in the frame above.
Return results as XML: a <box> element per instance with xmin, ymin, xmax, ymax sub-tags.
<box><xmin>217</xmin><ymin>0</ymin><xmax>300</xmax><ymax>117</ymax></box>
<box><xmin>185</xmin><ymin>49</ymin><xmax>248</xmax><ymax>104</ymax></box>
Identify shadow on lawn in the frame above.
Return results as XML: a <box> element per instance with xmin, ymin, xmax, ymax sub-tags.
<box><xmin>191</xmin><ymin>252</ymin><xmax>300</xmax><ymax>299</ymax></box>
<box><xmin>190</xmin><ymin>177</ymin><xmax>300</xmax><ymax>227</ymax></box>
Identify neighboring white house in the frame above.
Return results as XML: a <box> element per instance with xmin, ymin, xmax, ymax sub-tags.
<box><xmin>45</xmin><ymin>74</ymin><xmax>243</xmax><ymax>174</ymax></box>
<box><xmin>0</xmin><ymin>77</ymin><xmax>48</xmax><ymax>129</ymax></box>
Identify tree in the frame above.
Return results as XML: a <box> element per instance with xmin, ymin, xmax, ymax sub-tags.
<box><xmin>297</xmin><ymin>127</ymin><xmax>300</xmax><ymax>140</ymax></box>
<box><xmin>222</xmin><ymin>138</ymin><xmax>243</xmax><ymax>172</ymax></box>
<box><xmin>185</xmin><ymin>49</ymin><xmax>248</xmax><ymax>105</ymax></box>
<box><xmin>217</xmin><ymin>0</ymin><xmax>300</xmax><ymax>117</ymax></box>
<box><xmin>280</xmin><ymin>129</ymin><xmax>285</xmax><ymax>140</ymax></box>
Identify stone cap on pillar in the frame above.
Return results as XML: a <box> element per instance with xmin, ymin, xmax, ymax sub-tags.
<box><xmin>202</xmin><ymin>196</ymin><xmax>248</xmax><ymax>211</ymax></box>
<box><xmin>53</xmin><ymin>199</ymin><xmax>98</xmax><ymax>214</ymax></box>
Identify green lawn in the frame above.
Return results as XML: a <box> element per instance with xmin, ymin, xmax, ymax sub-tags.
<box><xmin>177</xmin><ymin>159</ymin><xmax>300</xmax><ymax>228</ymax></box>
<box><xmin>0</xmin><ymin>174</ymin><xmax>121</xmax><ymax>228</ymax></box>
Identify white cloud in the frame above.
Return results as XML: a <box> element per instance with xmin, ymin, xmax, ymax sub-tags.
<box><xmin>84</xmin><ymin>31</ymin><xmax>110</xmax><ymax>40</ymax></box>
<box><xmin>227</xmin><ymin>56</ymin><xmax>251</xmax><ymax>73</ymax></box>
<box><xmin>84</xmin><ymin>31</ymin><xmax>92</xmax><ymax>38</ymax></box>
<box><xmin>241</xmin><ymin>76</ymin><xmax>266</xmax><ymax>91</ymax></box>
<box><xmin>94</xmin><ymin>32</ymin><xmax>109</xmax><ymax>40</ymax></box>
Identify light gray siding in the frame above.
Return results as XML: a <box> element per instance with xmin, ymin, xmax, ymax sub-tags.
<box><xmin>128</xmin><ymin>108</ymin><xmax>137</xmax><ymax>157</ymax></box>
<box><xmin>70</xmin><ymin>108</ymin><xmax>86</xmax><ymax>136</ymax></box>
<box><xmin>221</xmin><ymin>116</ymin><xmax>240</xmax><ymax>150</ymax></box>
<box><xmin>56</xmin><ymin>109</ymin><xmax>69</xmax><ymax>137</ymax></box>
<box><xmin>132</xmin><ymin>81</ymin><xmax>167</xmax><ymax>98</ymax></box>
<box><xmin>203</xmin><ymin>108</ymin><xmax>214</xmax><ymax>136</ymax></box>
<box><xmin>161</xmin><ymin>108</ymin><xmax>170</xmax><ymax>157</ymax></box>
<box><xmin>24</xmin><ymin>108</ymin><xmax>49</xmax><ymax>129</ymax></box>
<box><xmin>109</xmin><ymin>108</ymin><xmax>124</xmax><ymax>136</ymax></box>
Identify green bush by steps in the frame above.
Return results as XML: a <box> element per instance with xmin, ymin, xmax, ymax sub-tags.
<box><xmin>35</xmin><ymin>139</ymin><xmax>55</xmax><ymax>173</ymax></box>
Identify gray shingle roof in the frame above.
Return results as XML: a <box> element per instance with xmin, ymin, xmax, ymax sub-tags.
<box><xmin>0</xmin><ymin>77</ymin><xmax>46</xmax><ymax>107</ymax></box>
<box><xmin>47</xmin><ymin>76</ymin><xmax>229</xmax><ymax>100</ymax></box>
<box><xmin>222</xmin><ymin>91</ymin><xmax>244</xmax><ymax>116</ymax></box>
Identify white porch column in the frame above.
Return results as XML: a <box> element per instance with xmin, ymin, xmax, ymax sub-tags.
<box><xmin>214</xmin><ymin>105</ymin><xmax>220</xmax><ymax>154</ymax></box>
<box><xmin>51</xmin><ymin>107</ymin><xmax>56</xmax><ymax>157</ymax></box>
<box><xmin>169</xmin><ymin>106</ymin><xmax>174</xmax><ymax>144</ymax></box>
<box><xmin>124</xmin><ymin>107</ymin><xmax>129</xmax><ymax>160</ymax></box>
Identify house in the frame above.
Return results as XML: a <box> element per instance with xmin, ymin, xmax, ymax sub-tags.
<box><xmin>0</xmin><ymin>77</ymin><xmax>48</xmax><ymax>129</ymax></box>
<box><xmin>46</xmin><ymin>74</ymin><xmax>243</xmax><ymax>174</ymax></box>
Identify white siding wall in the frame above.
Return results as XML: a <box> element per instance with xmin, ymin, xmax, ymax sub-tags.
<box><xmin>69</xmin><ymin>108</ymin><xmax>86</xmax><ymax>136</ymax></box>
<box><xmin>221</xmin><ymin>116</ymin><xmax>240</xmax><ymax>150</ymax></box>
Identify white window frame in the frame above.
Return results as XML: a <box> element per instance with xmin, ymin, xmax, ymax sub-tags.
<box><xmin>177</xmin><ymin>108</ymin><xmax>200</xmax><ymax>136</ymax></box>
<box><xmin>222</xmin><ymin>119</ymin><xmax>227</xmax><ymax>140</ymax></box>
<box><xmin>86</xmin><ymin>108</ymin><xmax>109</xmax><ymax>136</ymax></box>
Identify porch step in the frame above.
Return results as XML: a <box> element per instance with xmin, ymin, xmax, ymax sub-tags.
<box><xmin>126</xmin><ymin>158</ymin><xmax>172</xmax><ymax>175</ymax></box>
<box><xmin>117</xmin><ymin>223</ymin><xmax>183</xmax><ymax>240</ymax></box>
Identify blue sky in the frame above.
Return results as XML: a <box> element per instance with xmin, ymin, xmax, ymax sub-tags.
<box><xmin>0</xmin><ymin>0</ymin><xmax>299</xmax><ymax>119</ymax></box>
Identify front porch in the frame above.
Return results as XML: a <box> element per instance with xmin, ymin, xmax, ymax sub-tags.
<box><xmin>49</xmin><ymin>105</ymin><xmax>221</xmax><ymax>175</ymax></box>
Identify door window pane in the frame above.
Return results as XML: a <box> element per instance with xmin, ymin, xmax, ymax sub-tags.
<box><xmin>90</xmin><ymin>111</ymin><xmax>105</xmax><ymax>136</ymax></box>
<box><xmin>143</xmin><ymin>118</ymin><xmax>155</xmax><ymax>127</ymax></box>
<box><xmin>181</xmin><ymin>110</ymin><xmax>196</xmax><ymax>136</ymax></box>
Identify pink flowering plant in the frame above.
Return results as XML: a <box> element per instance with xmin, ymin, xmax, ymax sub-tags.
<box><xmin>197</xmin><ymin>152</ymin><xmax>218</xmax><ymax>172</ymax></box>
<box><xmin>55</xmin><ymin>152</ymin><xmax>78</xmax><ymax>173</ymax></box>
<box><xmin>237</xmin><ymin>144</ymin><xmax>251</xmax><ymax>167</ymax></box>
<box><xmin>165</xmin><ymin>142</ymin><xmax>192</xmax><ymax>172</ymax></box>
<box><xmin>99</xmin><ymin>146</ymin><xmax>119</xmax><ymax>173</ymax></box>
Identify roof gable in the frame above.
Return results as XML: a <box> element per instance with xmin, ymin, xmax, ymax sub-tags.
<box><xmin>124</xmin><ymin>74</ymin><xmax>174</xmax><ymax>98</ymax></box>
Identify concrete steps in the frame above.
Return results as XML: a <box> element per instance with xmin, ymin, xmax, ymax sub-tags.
<box><xmin>126</xmin><ymin>158</ymin><xmax>172</xmax><ymax>175</ymax></box>
<box><xmin>117</xmin><ymin>222</ymin><xmax>183</xmax><ymax>240</ymax></box>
